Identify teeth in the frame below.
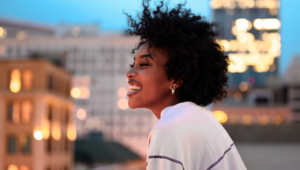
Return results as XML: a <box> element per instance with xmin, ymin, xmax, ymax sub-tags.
<box><xmin>128</xmin><ymin>85</ymin><xmax>141</xmax><ymax>91</ymax></box>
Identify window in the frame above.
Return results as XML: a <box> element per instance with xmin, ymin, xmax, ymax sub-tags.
<box><xmin>46</xmin><ymin>138</ymin><xmax>51</xmax><ymax>153</ymax></box>
<box><xmin>7</xmin><ymin>101</ymin><xmax>32</xmax><ymax>124</ymax></box>
<box><xmin>9</xmin><ymin>69</ymin><xmax>21</xmax><ymax>93</ymax></box>
<box><xmin>48</xmin><ymin>75</ymin><xmax>53</xmax><ymax>91</ymax></box>
<box><xmin>21</xmin><ymin>101</ymin><xmax>32</xmax><ymax>123</ymax></box>
<box><xmin>48</xmin><ymin>105</ymin><xmax>52</xmax><ymax>121</ymax></box>
<box><xmin>7</xmin><ymin>101</ymin><xmax>20</xmax><ymax>123</ymax></box>
<box><xmin>7</xmin><ymin>136</ymin><xmax>17</xmax><ymax>153</ymax></box>
<box><xmin>22</xmin><ymin>69</ymin><xmax>33</xmax><ymax>91</ymax></box>
<box><xmin>19</xmin><ymin>134</ymin><xmax>30</xmax><ymax>153</ymax></box>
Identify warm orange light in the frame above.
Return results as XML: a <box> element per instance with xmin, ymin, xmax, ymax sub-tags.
<box><xmin>242</xmin><ymin>115</ymin><xmax>253</xmax><ymax>125</ymax></box>
<box><xmin>70</xmin><ymin>88</ymin><xmax>81</xmax><ymax>98</ymax></box>
<box><xmin>41</xmin><ymin>120</ymin><xmax>50</xmax><ymax>139</ymax></box>
<box><xmin>77</xmin><ymin>108</ymin><xmax>87</xmax><ymax>120</ymax></box>
<box><xmin>21</xmin><ymin>101</ymin><xmax>32</xmax><ymax>123</ymax></box>
<box><xmin>10</xmin><ymin>69</ymin><xmax>21</xmax><ymax>93</ymax></box>
<box><xmin>118</xmin><ymin>98</ymin><xmax>128</xmax><ymax>110</ymax></box>
<box><xmin>13</xmin><ymin>101</ymin><xmax>20</xmax><ymax>123</ymax></box>
<box><xmin>0</xmin><ymin>27</ymin><xmax>7</xmax><ymax>38</ymax></box>
<box><xmin>273</xmin><ymin>115</ymin><xmax>283</xmax><ymax>125</ymax></box>
<box><xmin>52</xmin><ymin>122</ymin><xmax>61</xmax><ymax>141</ymax></box>
<box><xmin>233</xmin><ymin>92</ymin><xmax>243</xmax><ymax>102</ymax></box>
<box><xmin>118</xmin><ymin>87</ymin><xmax>128</xmax><ymax>98</ymax></box>
<box><xmin>20</xmin><ymin>165</ymin><xmax>29</xmax><ymax>170</ymax></box>
<box><xmin>213</xmin><ymin>111</ymin><xmax>228</xmax><ymax>124</ymax></box>
<box><xmin>259</xmin><ymin>115</ymin><xmax>270</xmax><ymax>125</ymax></box>
<box><xmin>8</xmin><ymin>164</ymin><xmax>18</xmax><ymax>170</ymax></box>
<box><xmin>22</xmin><ymin>69</ymin><xmax>33</xmax><ymax>91</ymax></box>
<box><xmin>34</xmin><ymin>130</ymin><xmax>43</xmax><ymax>140</ymax></box>
<box><xmin>236</xmin><ymin>19</ymin><xmax>249</xmax><ymax>31</ymax></box>
<box><xmin>67</xmin><ymin>123</ymin><xmax>77</xmax><ymax>141</ymax></box>
<box><xmin>80</xmin><ymin>87</ymin><xmax>90</xmax><ymax>99</ymax></box>
<box><xmin>239</xmin><ymin>82</ymin><xmax>249</xmax><ymax>91</ymax></box>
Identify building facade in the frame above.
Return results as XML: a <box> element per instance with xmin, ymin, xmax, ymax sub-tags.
<box><xmin>0</xmin><ymin>33</ymin><xmax>157</xmax><ymax>157</ymax></box>
<box><xmin>0</xmin><ymin>59</ymin><xmax>75</xmax><ymax>170</ymax></box>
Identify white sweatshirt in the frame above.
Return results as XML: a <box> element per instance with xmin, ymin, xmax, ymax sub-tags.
<box><xmin>146</xmin><ymin>102</ymin><xmax>247</xmax><ymax>170</ymax></box>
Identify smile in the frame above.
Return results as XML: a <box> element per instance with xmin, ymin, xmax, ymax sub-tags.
<box><xmin>127</xmin><ymin>84</ymin><xmax>142</xmax><ymax>96</ymax></box>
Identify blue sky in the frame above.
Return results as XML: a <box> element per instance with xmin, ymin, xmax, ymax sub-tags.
<box><xmin>0</xmin><ymin>0</ymin><xmax>299</xmax><ymax>74</ymax></box>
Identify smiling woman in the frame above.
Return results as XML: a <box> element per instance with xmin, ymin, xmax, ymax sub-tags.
<box><xmin>125</xmin><ymin>0</ymin><xmax>247</xmax><ymax>170</ymax></box>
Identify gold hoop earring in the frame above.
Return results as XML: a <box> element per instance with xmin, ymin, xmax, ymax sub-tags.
<box><xmin>172</xmin><ymin>87</ymin><xmax>176</xmax><ymax>95</ymax></box>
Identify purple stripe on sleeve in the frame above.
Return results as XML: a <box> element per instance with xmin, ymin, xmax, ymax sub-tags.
<box><xmin>148</xmin><ymin>155</ymin><xmax>185</xmax><ymax>170</ymax></box>
<box><xmin>206</xmin><ymin>143</ymin><xmax>235</xmax><ymax>170</ymax></box>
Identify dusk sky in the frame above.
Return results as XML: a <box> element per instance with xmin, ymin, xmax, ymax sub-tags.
<box><xmin>0</xmin><ymin>0</ymin><xmax>299</xmax><ymax>74</ymax></box>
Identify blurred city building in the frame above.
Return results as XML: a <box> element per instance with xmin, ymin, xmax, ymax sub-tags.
<box><xmin>0</xmin><ymin>20</ymin><xmax>157</xmax><ymax>157</ymax></box>
<box><xmin>0</xmin><ymin>17</ymin><xmax>54</xmax><ymax>40</ymax></box>
<box><xmin>211</xmin><ymin>0</ymin><xmax>281</xmax><ymax>87</ymax></box>
<box><xmin>285</xmin><ymin>55</ymin><xmax>300</xmax><ymax>122</ymax></box>
<box><xmin>56</xmin><ymin>23</ymin><xmax>100</xmax><ymax>37</ymax></box>
<box><xmin>0</xmin><ymin>59</ymin><xmax>75</xmax><ymax>170</ymax></box>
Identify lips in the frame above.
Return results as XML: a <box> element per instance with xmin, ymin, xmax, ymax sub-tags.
<box><xmin>127</xmin><ymin>80</ymin><xmax>142</xmax><ymax>97</ymax></box>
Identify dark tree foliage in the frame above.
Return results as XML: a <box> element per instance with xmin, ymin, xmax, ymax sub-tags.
<box><xmin>126</xmin><ymin>0</ymin><xmax>229</xmax><ymax>106</ymax></box>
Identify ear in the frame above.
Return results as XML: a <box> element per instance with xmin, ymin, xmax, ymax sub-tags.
<box><xmin>169</xmin><ymin>79</ymin><xmax>183</xmax><ymax>90</ymax></box>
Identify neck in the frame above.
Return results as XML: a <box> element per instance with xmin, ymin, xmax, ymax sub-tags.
<box><xmin>150</xmin><ymin>96</ymin><xmax>180</xmax><ymax>119</ymax></box>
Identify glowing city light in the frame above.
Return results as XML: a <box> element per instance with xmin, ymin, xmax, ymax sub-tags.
<box><xmin>20</xmin><ymin>165</ymin><xmax>29</xmax><ymax>170</ymax></box>
<box><xmin>8</xmin><ymin>165</ymin><xmax>18</xmax><ymax>170</ymax></box>
<box><xmin>34</xmin><ymin>130</ymin><xmax>43</xmax><ymax>140</ymax></box>
<box><xmin>22</xmin><ymin>69</ymin><xmax>33</xmax><ymax>91</ymax></box>
<box><xmin>118</xmin><ymin>98</ymin><xmax>128</xmax><ymax>110</ymax></box>
<box><xmin>52</xmin><ymin>122</ymin><xmax>61</xmax><ymax>141</ymax></box>
<box><xmin>10</xmin><ymin>69</ymin><xmax>21</xmax><ymax>93</ymax></box>
<box><xmin>259</xmin><ymin>115</ymin><xmax>270</xmax><ymax>125</ymax></box>
<box><xmin>239</xmin><ymin>82</ymin><xmax>249</xmax><ymax>91</ymax></box>
<box><xmin>242</xmin><ymin>115</ymin><xmax>253</xmax><ymax>125</ymax></box>
<box><xmin>41</xmin><ymin>120</ymin><xmax>50</xmax><ymax>139</ymax></box>
<box><xmin>118</xmin><ymin>87</ymin><xmax>128</xmax><ymax>98</ymax></box>
<box><xmin>254</xmin><ymin>19</ymin><xmax>264</xmax><ymax>30</ymax></box>
<box><xmin>254</xmin><ymin>18</ymin><xmax>280</xmax><ymax>30</ymax></box>
<box><xmin>77</xmin><ymin>108</ymin><xmax>87</xmax><ymax>120</ymax></box>
<box><xmin>67</xmin><ymin>123</ymin><xmax>77</xmax><ymax>141</ymax></box>
<box><xmin>236</xmin><ymin>19</ymin><xmax>249</xmax><ymax>30</ymax></box>
<box><xmin>209</xmin><ymin>0</ymin><xmax>280</xmax><ymax>9</ymax></box>
<box><xmin>233</xmin><ymin>92</ymin><xmax>243</xmax><ymax>102</ymax></box>
<box><xmin>70</xmin><ymin>88</ymin><xmax>81</xmax><ymax>98</ymax></box>
<box><xmin>16</xmin><ymin>31</ymin><xmax>27</xmax><ymax>40</ymax></box>
<box><xmin>273</xmin><ymin>115</ymin><xmax>283</xmax><ymax>125</ymax></box>
<box><xmin>213</xmin><ymin>111</ymin><xmax>228</xmax><ymax>124</ymax></box>
<box><xmin>0</xmin><ymin>27</ymin><xmax>7</xmax><ymax>38</ymax></box>
<box><xmin>80</xmin><ymin>87</ymin><xmax>90</xmax><ymax>99</ymax></box>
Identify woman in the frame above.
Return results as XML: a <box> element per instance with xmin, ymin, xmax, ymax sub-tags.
<box><xmin>125</xmin><ymin>1</ymin><xmax>247</xmax><ymax>169</ymax></box>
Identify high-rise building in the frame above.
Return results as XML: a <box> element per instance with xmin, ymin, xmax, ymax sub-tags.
<box><xmin>210</xmin><ymin>0</ymin><xmax>281</xmax><ymax>87</ymax></box>
<box><xmin>0</xmin><ymin>59</ymin><xmax>75</xmax><ymax>170</ymax></box>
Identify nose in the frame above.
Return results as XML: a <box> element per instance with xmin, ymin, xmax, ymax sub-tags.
<box><xmin>126</xmin><ymin>68</ymin><xmax>137</xmax><ymax>79</ymax></box>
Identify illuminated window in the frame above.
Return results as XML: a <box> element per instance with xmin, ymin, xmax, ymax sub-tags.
<box><xmin>20</xmin><ymin>165</ymin><xmax>30</xmax><ymax>170</ymax></box>
<box><xmin>19</xmin><ymin>134</ymin><xmax>30</xmax><ymax>153</ymax></box>
<box><xmin>7</xmin><ymin>136</ymin><xmax>17</xmax><ymax>153</ymax></box>
<box><xmin>10</xmin><ymin>69</ymin><xmax>21</xmax><ymax>93</ymax></box>
<box><xmin>7</xmin><ymin>164</ymin><xmax>18</xmax><ymax>170</ymax></box>
<box><xmin>22</xmin><ymin>69</ymin><xmax>33</xmax><ymax>91</ymax></box>
<box><xmin>21</xmin><ymin>101</ymin><xmax>32</xmax><ymax>123</ymax></box>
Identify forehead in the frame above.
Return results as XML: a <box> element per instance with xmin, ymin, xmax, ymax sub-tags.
<box><xmin>135</xmin><ymin>43</ymin><xmax>168</xmax><ymax>61</ymax></box>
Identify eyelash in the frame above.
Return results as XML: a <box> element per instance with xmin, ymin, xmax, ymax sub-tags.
<box><xmin>129</xmin><ymin>63</ymin><xmax>149</xmax><ymax>68</ymax></box>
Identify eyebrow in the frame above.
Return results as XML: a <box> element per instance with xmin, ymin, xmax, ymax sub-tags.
<box><xmin>134</xmin><ymin>54</ymin><xmax>154</xmax><ymax>61</ymax></box>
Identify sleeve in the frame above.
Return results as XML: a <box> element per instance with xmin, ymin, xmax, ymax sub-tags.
<box><xmin>146</xmin><ymin>155</ymin><xmax>184</xmax><ymax>170</ymax></box>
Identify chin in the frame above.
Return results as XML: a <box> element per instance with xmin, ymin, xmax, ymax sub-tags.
<box><xmin>128</xmin><ymin>99</ymin><xmax>143</xmax><ymax>109</ymax></box>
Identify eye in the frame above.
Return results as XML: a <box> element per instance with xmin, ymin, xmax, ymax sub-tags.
<box><xmin>140</xmin><ymin>63</ymin><xmax>149</xmax><ymax>67</ymax></box>
<box><xmin>129</xmin><ymin>64</ymin><xmax>134</xmax><ymax>68</ymax></box>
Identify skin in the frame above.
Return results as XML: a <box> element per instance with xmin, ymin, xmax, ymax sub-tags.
<box><xmin>126</xmin><ymin>43</ymin><xmax>181</xmax><ymax>119</ymax></box>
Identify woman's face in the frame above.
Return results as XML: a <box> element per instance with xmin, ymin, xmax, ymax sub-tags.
<box><xmin>126</xmin><ymin>43</ymin><xmax>173</xmax><ymax>109</ymax></box>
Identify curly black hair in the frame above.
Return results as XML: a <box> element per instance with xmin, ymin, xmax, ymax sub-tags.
<box><xmin>125</xmin><ymin>0</ymin><xmax>229</xmax><ymax>106</ymax></box>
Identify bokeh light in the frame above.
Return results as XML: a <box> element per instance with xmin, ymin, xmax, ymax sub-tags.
<box><xmin>118</xmin><ymin>87</ymin><xmax>128</xmax><ymax>98</ymax></box>
<box><xmin>8</xmin><ymin>165</ymin><xmax>18</xmax><ymax>170</ymax></box>
<box><xmin>10</xmin><ymin>69</ymin><xmax>21</xmax><ymax>93</ymax></box>
<box><xmin>239</xmin><ymin>81</ymin><xmax>249</xmax><ymax>91</ymax></box>
<box><xmin>233</xmin><ymin>92</ymin><xmax>243</xmax><ymax>102</ymax></box>
<box><xmin>77</xmin><ymin>108</ymin><xmax>87</xmax><ymax>120</ymax></box>
<box><xmin>52</xmin><ymin>122</ymin><xmax>61</xmax><ymax>141</ymax></box>
<box><xmin>20</xmin><ymin>165</ymin><xmax>29</xmax><ymax>170</ymax></box>
<box><xmin>242</xmin><ymin>115</ymin><xmax>253</xmax><ymax>125</ymax></box>
<box><xmin>213</xmin><ymin>111</ymin><xmax>228</xmax><ymax>124</ymax></box>
<box><xmin>34</xmin><ymin>130</ymin><xmax>43</xmax><ymax>140</ymax></box>
<box><xmin>118</xmin><ymin>98</ymin><xmax>128</xmax><ymax>110</ymax></box>
<box><xmin>70</xmin><ymin>88</ymin><xmax>81</xmax><ymax>98</ymax></box>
